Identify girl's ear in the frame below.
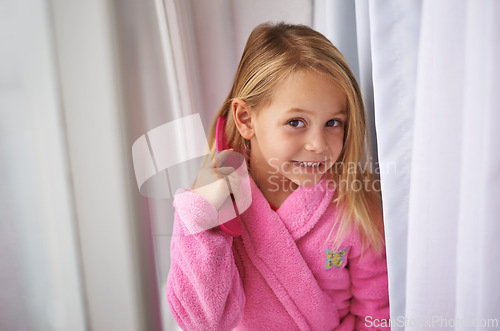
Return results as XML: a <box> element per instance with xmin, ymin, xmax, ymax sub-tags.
<box><xmin>232</xmin><ymin>98</ymin><xmax>254</xmax><ymax>140</ymax></box>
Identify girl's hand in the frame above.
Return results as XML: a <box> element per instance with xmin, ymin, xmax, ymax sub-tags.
<box><xmin>192</xmin><ymin>150</ymin><xmax>243</xmax><ymax>211</ymax></box>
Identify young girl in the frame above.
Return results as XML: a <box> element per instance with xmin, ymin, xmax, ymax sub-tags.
<box><xmin>167</xmin><ymin>22</ymin><xmax>390</xmax><ymax>330</ymax></box>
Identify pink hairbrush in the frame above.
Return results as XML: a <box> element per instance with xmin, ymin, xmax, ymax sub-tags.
<box><xmin>215</xmin><ymin>116</ymin><xmax>242</xmax><ymax>237</ymax></box>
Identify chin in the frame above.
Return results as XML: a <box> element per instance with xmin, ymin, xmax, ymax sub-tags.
<box><xmin>290</xmin><ymin>174</ymin><xmax>323</xmax><ymax>187</ymax></box>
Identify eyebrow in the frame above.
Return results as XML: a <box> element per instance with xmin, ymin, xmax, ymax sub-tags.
<box><xmin>285</xmin><ymin>107</ymin><xmax>346</xmax><ymax>116</ymax></box>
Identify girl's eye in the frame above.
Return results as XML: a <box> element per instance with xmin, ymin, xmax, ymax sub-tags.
<box><xmin>288</xmin><ymin>119</ymin><xmax>305</xmax><ymax>128</ymax></box>
<box><xmin>326</xmin><ymin>119</ymin><xmax>341</xmax><ymax>127</ymax></box>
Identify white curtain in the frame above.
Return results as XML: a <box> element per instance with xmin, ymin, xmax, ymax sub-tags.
<box><xmin>1</xmin><ymin>1</ymin><xmax>88</xmax><ymax>329</ymax></box>
<box><xmin>1</xmin><ymin>0</ymin><xmax>160</xmax><ymax>330</ymax></box>
<box><xmin>405</xmin><ymin>0</ymin><xmax>500</xmax><ymax>328</ymax></box>
<box><xmin>317</xmin><ymin>0</ymin><xmax>500</xmax><ymax>329</ymax></box>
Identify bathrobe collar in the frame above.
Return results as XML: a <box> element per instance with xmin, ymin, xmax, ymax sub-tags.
<box><xmin>260</xmin><ymin>174</ymin><xmax>335</xmax><ymax>241</ymax></box>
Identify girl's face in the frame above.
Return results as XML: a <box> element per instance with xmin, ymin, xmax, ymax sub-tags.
<box><xmin>248</xmin><ymin>70</ymin><xmax>346</xmax><ymax>192</ymax></box>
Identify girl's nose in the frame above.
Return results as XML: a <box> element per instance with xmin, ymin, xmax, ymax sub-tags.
<box><xmin>304</xmin><ymin>129</ymin><xmax>328</xmax><ymax>153</ymax></box>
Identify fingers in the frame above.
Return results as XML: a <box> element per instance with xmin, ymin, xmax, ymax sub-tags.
<box><xmin>193</xmin><ymin>166</ymin><xmax>233</xmax><ymax>188</ymax></box>
<box><xmin>193</xmin><ymin>177</ymin><xmax>231</xmax><ymax>211</ymax></box>
<box><xmin>213</xmin><ymin>150</ymin><xmax>245</xmax><ymax>168</ymax></box>
<box><xmin>214</xmin><ymin>166</ymin><xmax>237</xmax><ymax>177</ymax></box>
<box><xmin>191</xmin><ymin>150</ymin><xmax>248</xmax><ymax>213</ymax></box>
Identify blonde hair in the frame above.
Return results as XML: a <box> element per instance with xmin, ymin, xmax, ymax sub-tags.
<box><xmin>207</xmin><ymin>22</ymin><xmax>385</xmax><ymax>254</ymax></box>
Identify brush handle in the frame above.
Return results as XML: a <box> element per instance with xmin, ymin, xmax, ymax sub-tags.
<box><xmin>215</xmin><ymin>116</ymin><xmax>242</xmax><ymax>237</ymax></box>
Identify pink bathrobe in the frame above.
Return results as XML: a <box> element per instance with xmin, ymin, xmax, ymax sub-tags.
<box><xmin>167</xmin><ymin>175</ymin><xmax>390</xmax><ymax>330</ymax></box>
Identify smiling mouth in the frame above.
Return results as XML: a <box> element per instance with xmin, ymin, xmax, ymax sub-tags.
<box><xmin>292</xmin><ymin>160</ymin><xmax>325</xmax><ymax>168</ymax></box>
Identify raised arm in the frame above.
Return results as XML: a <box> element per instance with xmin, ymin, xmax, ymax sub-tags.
<box><xmin>166</xmin><ymin>190</ymin><xmax>245</xmax><ymax>330</ymax></box>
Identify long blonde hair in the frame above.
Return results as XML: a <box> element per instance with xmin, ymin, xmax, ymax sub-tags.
<box><xmin>207</xmin><ymin>22</ymin><xmax>385</xmax><ymax>254</ymax></box>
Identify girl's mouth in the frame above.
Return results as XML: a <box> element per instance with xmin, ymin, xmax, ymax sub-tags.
<box><xmin>294</xmin><ymin>161</ymin><xmax>324</xmax><ymax>167</ymax></box>
<box><xmin>292</xmin><ymin>160</ymin><xmax>326</xmax><ymax>172</ymax></box>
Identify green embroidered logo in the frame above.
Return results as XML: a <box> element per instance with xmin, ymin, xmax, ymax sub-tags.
<box><xmin>325</xmin><ymin>247</ymin><xmax>347</xmax><ymax>269</ymax></box>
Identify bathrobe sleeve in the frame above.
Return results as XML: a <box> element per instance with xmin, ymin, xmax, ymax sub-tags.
<box><xmin>166</xmin><ymin>190</ymin><xmax>246</xmax><ymax>330</ymax></box>
<box><xmin>348</xmin><ymin>240</ymin><xmax>391</xmax><ymax>330</ymax></box>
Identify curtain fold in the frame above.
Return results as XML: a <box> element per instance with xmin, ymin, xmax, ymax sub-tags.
<box><xmin>406</xmin><ymin>0</ymin><xmax>465</xmax><ymax>323</ymax></box>
<box><xmin>319</xmin><ymin>0</ymin><xmax>500</xmax><ymax>329</ymax></box>
<box><xmin>408</xmin><ymin>0</ymin><xmax>500</xmax><ymax>328</ymax></box>
<box><xmin>455</xmin><ymin>2</ymin><xmax>500</xmax><ymax>324</ymax></box>
<box><xmin>367</xmin><ymin>0</ymin><xmax>422</xmax><ymax>326</ymax></box>
<box><xmin>370</xmin><ymin>0</ymin><xmax>500</xmax><ymax>328</ymax></box>
<box><xmin>1</xmin><ymin>0</ymin><xmax>88</xmax><ymax>329</ymax></box>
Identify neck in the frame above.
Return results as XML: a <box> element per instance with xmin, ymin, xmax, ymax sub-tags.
<box><xmin>249</xmin><ymin>158</ymin><xmax>298</xmax><ymax>208</ymax></box>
